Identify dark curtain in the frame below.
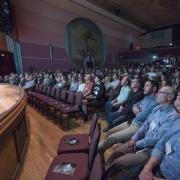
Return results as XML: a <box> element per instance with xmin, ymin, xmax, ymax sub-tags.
<box><xmin>0</xmin><ymin>51</ymin><xmax>16</xmax><ymax>76</ymax></box>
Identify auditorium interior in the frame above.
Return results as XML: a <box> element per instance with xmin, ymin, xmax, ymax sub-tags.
<box><xmin>1</xmin><ymin>0</ymin><xmax>180</xmax><ymax>180</ymax></box>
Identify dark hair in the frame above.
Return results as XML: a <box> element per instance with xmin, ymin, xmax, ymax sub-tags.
<box><xmin>95</xmin><ymin>75</ymin><xmax>104</xmax><ymax>82</ymax></box>
<box><xmin>147</xmin><ymin>79</ymin><xmax>159</xmax><ymax>92</ymax></box>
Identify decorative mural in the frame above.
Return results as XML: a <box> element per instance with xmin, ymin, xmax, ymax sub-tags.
<box><xmin>64</xmin><ymin>18</ymin><xmax>105</xmax><ymax>68</ymax></box>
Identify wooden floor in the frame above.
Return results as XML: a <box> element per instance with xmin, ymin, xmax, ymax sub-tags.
<box><xmin>19</xmin><ymin>105</ymin><xmax>111</xmax><ymax>180</ymax></box>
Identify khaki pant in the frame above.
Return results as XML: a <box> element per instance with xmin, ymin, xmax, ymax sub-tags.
<box><xmin>105</xmin><ymin>142</ymin><xmax>151</xmax><ymax>178</ymax></box>
<box><xmin>100</xmin><ymin>121</ymin><xmax>139</xmax><ymax>152</ymax></box>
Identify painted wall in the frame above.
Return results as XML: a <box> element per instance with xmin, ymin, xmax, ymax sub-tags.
<box><xmin>12</xmin><ymin>0</ymin><xmax>142</xmax><ymax>71</ymax></box>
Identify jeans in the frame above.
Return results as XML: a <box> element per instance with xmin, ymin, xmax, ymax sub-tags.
<box><xmin>108</xmin><ymin>111</ymin><xmax>127</xmax><ymax>128</ymax></box>
<box><xmin>105</xmin><ymin>101</ymin><xmax>118</xmax><ymax>122</ymax></box>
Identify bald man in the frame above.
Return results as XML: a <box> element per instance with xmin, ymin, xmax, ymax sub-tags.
<box><xmin>105</xmin><ymin>86</ymin><xmax>179</xmax><ymax>179</ymax></box>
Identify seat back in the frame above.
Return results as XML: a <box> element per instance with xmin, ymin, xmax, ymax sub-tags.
<box><xmin>66</xmin><ymin>91</ymin><xmax>75</xmax><ymax>105</ymax></box>
<box><xmin>35</xmin><ymin>84</ymin><xmax>39</xmax><ymax>91</ymax></box>
<box><xmin>74</xmin><ymin>92</ymin><xmax>83</xmax><ymax>107</ymax></box>
<box><xmin>60</xmin><ymin>88</ymin><xmax>67</xmax><ymax>102</ymax></box>
<box><xmin>38</xmin><ymin>84</ymin><xmax>43</xmax><ymax>92</ymax></box>
<box><xmin>42</xmin><ymin>85</ymin><xmax>47</xmax><ymax>94</ymax></box>
<box><xmin>88</xmin><ymin>123</ymin><xmax>101</xmax><ymax>170</ymax></box>
<box><xmin>89</xmin><ymin>113</ymin><xmax>98</xmax><ymax>139</ymax></box>
<box><xmin>50</xmin><ymin>87</ymin><xmax>56</xmax><ymax>97</ymax></box>
<box><xmin>88</xmin><ymin>154</ymin><xmax>104</xmax><ymax>180</ymax></box>
<box><xmin>46</xmin><ymin>87</ymin><xmax>51</xmax><ymax>96</ymax></box>
<box><xmin>54</xmin><ymin>88</ymin><xmax>61</xmax><ymax>100</ymax></box>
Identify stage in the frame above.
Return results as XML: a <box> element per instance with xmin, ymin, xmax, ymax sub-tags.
<box><xmin>0</xmin><ymin>84</ymin><xmax>29</xmax><ymax>180</ymax></box>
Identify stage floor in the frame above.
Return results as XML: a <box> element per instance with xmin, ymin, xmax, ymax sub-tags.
<box><xmin>0</xmin><ymin>84</ymin><xmax>23</xmax><ymax>116</ymax></box>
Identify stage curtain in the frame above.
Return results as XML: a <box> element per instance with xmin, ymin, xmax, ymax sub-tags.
<box><xmin>0</xmin><ymin>51</ymin><xmax>15</xmax><ymax>76</ymax></box>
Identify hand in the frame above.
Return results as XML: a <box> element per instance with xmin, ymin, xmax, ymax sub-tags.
<box><xmin>112</xmin><ymin>143</ymin><xmax>121</xmax><ymax>150</ymax></box>
<box><xmin>86</xmin><ymin>95</ymin><xmax>92</xmax><ymax>99</ymax></box>
<box><xmin>128</xmin><ymin>140</ymin><xmax>136</xmax><ymax>153</ymax></box>
<box><xmin>118</xmin><ymin>106</ymin><xmax>124</xmax><ymax>112</ymax></box>
<box><xmin>132</xmin><ymin>104</ymin><xmax>140</xmax><ymax>114</ymax></box>
<box><xmin>111</xmin><ymin>99</ymin><xmax>117</xmax><ymax>104</ymax></box>
<box><xmin>139</xmin><ymin>168</ymin><xmax>154</xmax><ymax>180</ymax></box>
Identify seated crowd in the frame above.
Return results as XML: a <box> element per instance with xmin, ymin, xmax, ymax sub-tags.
<box><xmin>1</xmin><ymin>62</ymin><xmax>180</xmax><ymax>179</ymax></box>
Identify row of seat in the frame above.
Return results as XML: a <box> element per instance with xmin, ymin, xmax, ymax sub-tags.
<box><xmin>27</xmin><ymin>84</ymin><xmax>83</xmax><ymax>128</ymax></box>
<box><xmin>45</xmin><ymin>114</ymin><xmax>105</xmax><ymax>180</ymax></box>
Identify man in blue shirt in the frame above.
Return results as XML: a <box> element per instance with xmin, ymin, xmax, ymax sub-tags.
<box><xmin>105</xmin><ymin>86</ymin><xmax>178</xmax><ymax>178</ymax></box>
<box><xmin>105</xmin><ymin>75</ymin><xmax>131</xmax><ymax>119</ymax></box>
<box><xmin>99</xmin><ymin>80</ymin><xmax>159</xmax><ymax>153</ymax></box>
<box><xmin>139</xmin><ymin>118</ymin><xmax>180</xmax><ymax>180</ymax></box>
<box><xmin>103</xmin><ymin>78</ymin><xmax>144</xmax><ymax>132</ymax></box>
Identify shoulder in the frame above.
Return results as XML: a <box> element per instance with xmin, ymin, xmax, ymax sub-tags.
<box><xmin>152</xmin><ymin>105</ymin><xmax>161</xmax><ymax>112</ymax></box>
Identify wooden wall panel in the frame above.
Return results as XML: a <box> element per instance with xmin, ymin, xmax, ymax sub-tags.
<box><xmin>0</xmin><ymin>134</ymin><xmax>19</xmax><ymax>180</ymax></box>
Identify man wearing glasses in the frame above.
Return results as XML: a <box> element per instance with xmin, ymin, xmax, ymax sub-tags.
<box><xmin>105</xmin><ymin>86</ymin><xmax>179</xmax><ymax>179</ymax></box>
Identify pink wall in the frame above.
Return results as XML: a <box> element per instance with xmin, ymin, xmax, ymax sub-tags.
<box><xmin>13</xmin><ymin>0</ymin><xmax>141</xmax><ymax>71</ymax></box>
<box><xmin>21</xmin><ymin>42</ymin><xmax>73</xmax><ymax>71</ymax></box>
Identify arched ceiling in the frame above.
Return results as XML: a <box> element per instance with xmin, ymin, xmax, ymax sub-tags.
<box><xmin>87</xmin><ymin>0</ymin><xmax>180</xmax><ymax>31</ymax></box>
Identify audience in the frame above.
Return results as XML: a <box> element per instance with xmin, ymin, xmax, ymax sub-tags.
<box><xmin>23</xmin><ymin>75</ymin><xmax>35</xmax><ymax>90</ymax></box>
<box><xmin>82</xmin><ymin>73</ymin><xmax>94</xmax><ymax>97</ymax></box>
<box><xmin>69</xmin><ymin>76</ymin><xmax>79</xmax><ymax>92</ymax></box>
<box><xmin>103</xmin><ymin>78</ymin><xmax>144</xmax><ymax>132</ymax></box>
<box><xmin>139</xmin><ymin>117</ymin><xmax>180</xmax><ymax>180</ymax></box>
<box><xmin>105</xmin><ymin>75</ymin><xmax>131</xmax><ymax>121</ymax></box>
<box><xmin>82</xmin><ymin>75</ymin><xmax>106</xmax><ymax>120</ymax></box>
<box><xmin>105</xmin><ymin>86</ymin><xmax>178</xmax><ymax>178</ymax></box>
<box><xmin>98</xmin><ymin>80</ymin><xmax>159</xmax><ymax>154</ymax></box>
<box><xmin>77</xmin><ymin>76</ymin><xmax>85</xmax><ymax>93</ymax></box>
<box><xmin>1</xmin><ymin>62</ymin><xmax>180</xmax><ymax>180</ymax></box>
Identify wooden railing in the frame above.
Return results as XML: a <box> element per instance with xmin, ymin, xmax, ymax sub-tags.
<box><xmin>0</xmin><ymin>84</ymin><xmax>29</xmax><ymax>180</ymax></box>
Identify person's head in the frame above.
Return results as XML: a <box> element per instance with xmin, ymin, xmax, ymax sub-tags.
<box><xmin>175</xmin><ymin>76</ymin><xmax>180</xmax><ymax>84</ymax></box>
<box><xmin>61</xmin><ymin>75</ymin><xmax>66</xmax><ymax>82</ymax></box>
<box><xmin>84</xmin><ymin>74</ymin><xmax>91</xmax><ymax>82</ymax></box>
<box><xmin>94</xmin><ymin>75</ymin><xmax>103</xmax><ymax>84</ymax></box>
<box><xmin>121</xmin><ymin>75</ymin><xmax>129</xmax><ymax>86</ymax></box>
<box><xmin>78</xmin><ymin>76</ymin><xmax>84</xmax><ymax>84</ymax></box>
<box><xmin>131</xmin><ymin>78</ymin><xmax>141</xmax><ymax>90</ymax></box>
<box><xmin>150</xmin><ymin>67</ymin><xmax>155</xmax><ymax>72</ymax></box>
<box><xmin>129</xmin><ymin>68</ymin><xmax>134</xmax><ymax>73</ymax></box>
<box><xmin>4</xmin><ymin>75</ymin><xmax>9</xmax><ymax>82</ymax></box>
<box><xmin>161</xmin><ymin>79</ymin><xmax>169</xmax><ymax>87</ymax></box>
<box><xmin>56</xmin><ymin>77</ymin><xmax>61</xmax><ymax>83</ymax></box>
<box><xmin>104</xmin><ymin>75</ymin><xmax>111</xmax><ymax>83</ymax></box>
<box><xmin>156</xmin><ymin>86</ymin><xmax>176</xmax><ymax>105</ymax></box>
<box><xmin>71</xmin><ymin>76</ymin><xmax>77</xmax><ymax>83</ymax></box>
<box><xmin>19</xmin><ymin>74</ymin><xmax>24</xmax><ymax>78</ymax></box>
<box><xmin>112</xmin><ymin>74</ymin><xmax>118</xmax><ymax>80</ymax></box>
<box><xmin>28</xmin><ymin>75</ymin><xmax>34</xmax><ymax>81</ymax></box>
<box><xmin>161</xmin><ymin>75</ymin><xmax>167</xmax><ymax>81</ymax></box>
<box><xmin>174</xmin><ymin>92</ymin><xmax>180</xmax><ymax>110</ymax></box>
<box><xmin>175</xmin><ymin>70</ymin><xmax>180</xmax><ymax>77</ymax></box>
<box><xmin>143</xmin><ymin>80</ymin><xmax>158</xmax><ymax>95</ymax></box>
<box><xmin>50</xmin><ymin>73</ymin><xmax>55</xmax><ymax>80</ymax></box>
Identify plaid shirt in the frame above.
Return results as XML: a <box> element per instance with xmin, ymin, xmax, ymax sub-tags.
<box><xmin>133</xmin><ymin>95</ymin><xmax>158</xmax><ymax>127</ymax></box>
